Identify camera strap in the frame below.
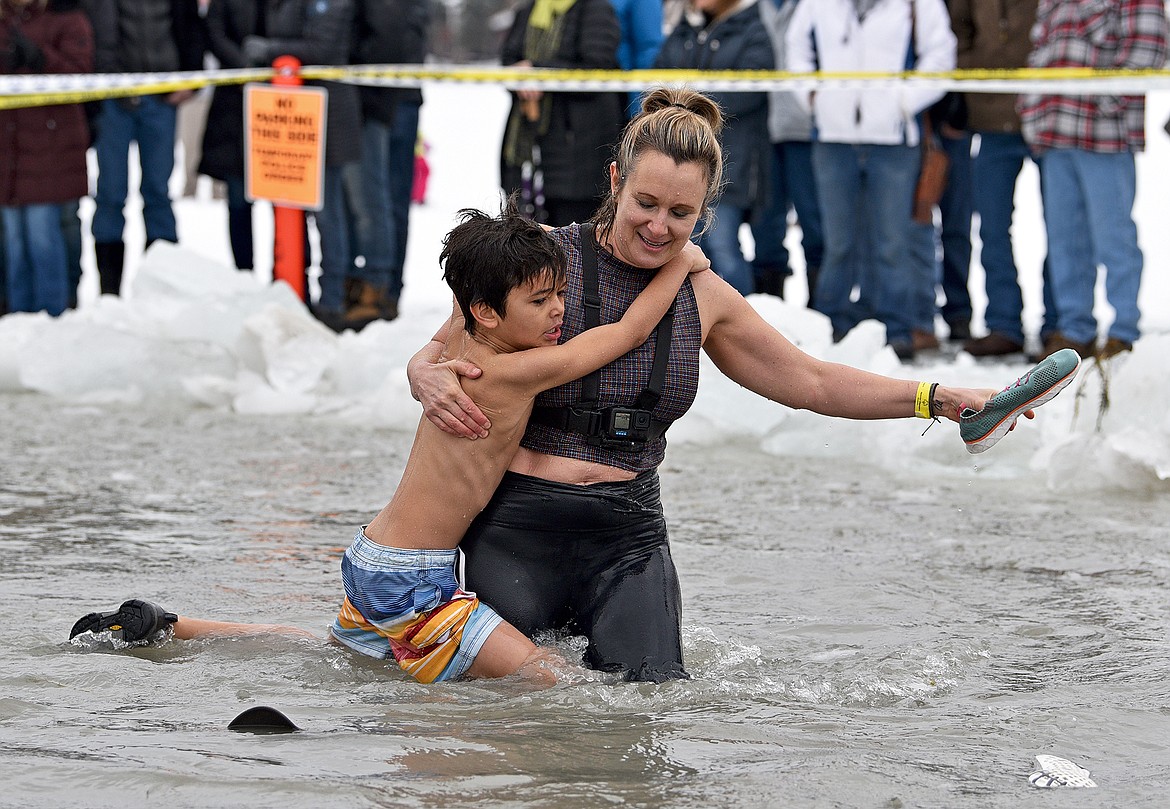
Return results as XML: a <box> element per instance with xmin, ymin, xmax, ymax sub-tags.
<box><xmin>530</xmin><ymin>223</ymin><xmax>674</xmax><ymax>441</ymax></box>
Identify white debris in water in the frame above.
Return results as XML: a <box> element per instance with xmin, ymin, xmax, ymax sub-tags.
<box><xmin>1028</xmin><ymin>754</ymin><xmax>1098</xmax><ymax>788</ymax></box>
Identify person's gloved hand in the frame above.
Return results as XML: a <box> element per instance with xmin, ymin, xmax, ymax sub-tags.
<box><xmin>242</xmin><ymin>36</ymin><xmax>271</xmax><ymax>67</ymax></box>
<box><xmin>8</xmin><ymin>28</ymin><xmax>45</xmax><ymax>71</ymax></box>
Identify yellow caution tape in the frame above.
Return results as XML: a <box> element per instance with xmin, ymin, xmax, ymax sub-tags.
<box><xmin>4</xmin><ymin>65</ymin><xmax>1170</xmax><ymax>111</ymax></box>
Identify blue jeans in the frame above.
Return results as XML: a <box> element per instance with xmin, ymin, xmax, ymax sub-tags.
<box><xmin>92</xmin><ymin>96</ymin><xmax>178</xmax><ymax>244</ymax></box>
<box><xmin>699</xmin><ymin>202</ymin><xmax>753</xmax><ymax>295</ymax></box>
<box><xmin>353</xmin><ymin>101</ymin><xmax>420</xmax><ymax>298</ymax></box>
<box><xmin>751</xmin><ymin>140</ymin><xmax>824</xmax><ymax>281</ymax></box>
<box><xmin>1039</xmin><ymin>148</ymin><xmax>1141</xmax><ymax>345</ymax></box>
<box><xmin>812</xmin><ymin>142</ymin><xmax>919</xmax><ymax>343</ymax></box>
<box><xmin>909</xmin><ymin>219</ymin><xmax>939</xmax><ymax>332</ymax></box>
<box><xmin>938</xmin><ymin>131</ymin><xmax>973</xmax><ymax>325</ymax></box>
<box><xmin>972</xmin><ymin>132</ymin><xmax>1058</xmax><ymax>343</ymax></box>
<box><xmin>2</xmin><ymin>203</ymin><xmax>69</xmax><ymax>316</ymax></box>
<box><xmin>224</xmin><ymin>176</ymin><xmax>254</xmax><ymax>271</ymax></box>
<box><xmin>311</xmin><ymin>165</ymin><xmax>354</xmax><ymax>313</ymax></box>
<box><xmin>59</xmin><ymin>199</ymin><xmax>82</xmax><ymax>308</ymax></box>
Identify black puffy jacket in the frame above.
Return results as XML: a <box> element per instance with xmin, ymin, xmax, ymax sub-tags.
<box><xmin>352</xmin><ymin>0</ymin><xmax>430</xmax><ymax>125</ymax></box>
<box><xmin>499</xmin><ymin>0</ymin><xmax>626</xmax><ymax>204</ymax></box>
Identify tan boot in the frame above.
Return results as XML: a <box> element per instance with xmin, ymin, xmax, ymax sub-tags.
<box><xmin>343</xmin><ymin>281</ymin><xmax>398</xmax><ymax>331</ymax></box>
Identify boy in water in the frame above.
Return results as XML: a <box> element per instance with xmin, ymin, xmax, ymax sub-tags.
<box><xmin>70</xmin><ymin>200</ymin><xmax>709</xmax><ymax>684</ymax></box>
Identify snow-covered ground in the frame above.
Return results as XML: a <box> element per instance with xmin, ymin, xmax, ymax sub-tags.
<box><xmin>3</xmin><ymin>82</ymin><xmax>1169</xmax><ymax>490</ymax></box>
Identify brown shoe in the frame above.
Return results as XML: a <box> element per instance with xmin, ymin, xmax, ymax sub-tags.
<box><xmin>1030</xmin><ymin>332</ymin><xmax>1095</xmax><ymax>363</ymax></box>
<box><xmin>912</xmin><ymin>329</ymin><xmax>940</xmax><ymax>352</ymax></box>
<box><xmin>1097</xmin><ymin>337</ymin><xmax>1132</xmax><ymax>360</ymax></box>
<box><xmin>962</xmin><ymin>333</ymin><xmax>1024</xmax><ymax>357</ymax></box>
<box><xmin>343</xmin><ymin>281</ymin><xmax>399</xmax><ymax>331</ymax></box>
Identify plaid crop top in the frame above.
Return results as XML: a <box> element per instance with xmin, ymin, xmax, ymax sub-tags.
<box><xmin>520</xmin><ymin>223</ymin><xmax>702</xmax><ymax>472</ymax></box>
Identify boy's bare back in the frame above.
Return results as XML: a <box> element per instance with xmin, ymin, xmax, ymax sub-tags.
<box><xmin>364</xmin><ymin>333</ymin><xmax>548</xmax><ymax>550</ymax></box>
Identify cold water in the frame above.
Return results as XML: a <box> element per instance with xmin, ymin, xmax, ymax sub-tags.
<box><xmin>3</xmin><ymin>366</ymin><xmax>1169</xmax><ymax>808</ymax></box>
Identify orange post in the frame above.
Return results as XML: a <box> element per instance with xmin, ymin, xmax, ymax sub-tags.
<box><xmin>271</xmin><ymin>55</ymin><xmax>306</xmax><ymax>301</ymax></box>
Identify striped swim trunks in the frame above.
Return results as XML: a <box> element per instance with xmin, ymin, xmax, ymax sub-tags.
<box><xmin>329</xmin><ymin>528</ymin><xmax>503</xmax><ymax>683</ymax></box>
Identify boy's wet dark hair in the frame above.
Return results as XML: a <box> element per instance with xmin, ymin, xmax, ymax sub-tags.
<box><xmin>441</xmin><ymin>196</ymin><xmax>567</xmax><ymax>334</ymax></box>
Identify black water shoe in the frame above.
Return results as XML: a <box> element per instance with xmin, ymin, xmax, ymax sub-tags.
<box><xmin>69</xmin><ymin>599</ymin><xmax>178</xmax><ymax>643</ymax></box>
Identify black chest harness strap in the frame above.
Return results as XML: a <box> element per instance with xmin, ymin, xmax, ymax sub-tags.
<box><xmin>529</xmin><ymin>224</ymin><xmax>674</xmax><ymax>450</ymax></box>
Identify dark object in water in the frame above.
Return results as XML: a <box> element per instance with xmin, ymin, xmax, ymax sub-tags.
<box><xmin>228</xmin><ymin>706</ymin><xmax>300</xmax><ymax>734</ymax></box>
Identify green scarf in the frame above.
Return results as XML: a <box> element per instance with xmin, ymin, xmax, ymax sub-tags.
<box><xmin>528</xmin><ymin>0</ymin><xmax>577</xmax><ymax>30</ymax></box>
<box><xmin>503</xmin><ymin>0</ymin><xmax>579</xmax><ymax>169</ymax></box>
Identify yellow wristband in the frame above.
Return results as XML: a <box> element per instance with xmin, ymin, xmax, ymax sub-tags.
<box><xmin>914</xmin><ymin>381</ymin><xmax>933</xmax><ymax>419</ymax></box>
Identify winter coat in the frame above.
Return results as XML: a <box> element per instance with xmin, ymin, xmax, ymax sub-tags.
<box><xmin>198</xmin><ymin>0</ymin><xmax>255</xmax><ymax>179</ymax></box>
<box><xmin>654</xmin><ymin>0</ymin><xmax>774</xmax><ymax>208</ymax></box>
<box><xmin>499</xmin><ymin>0</ymin><xmax>627</xmax><ymax>203</ymax></box>
<box><xmin>950</xmin><ymin>0</ymin><xmax>1037</xmax><ymax>134</ymax></box>
<box><xmin>757</xmin><ymin>0</ymin><xmax>810</xmax><ymax>143</ymax></box>
<box><xmin>609</xmin><ymin>0</ymin><xmax>662</xmax><ymax>70</ymax></box>
<box><xmin>1019</xmin><ymin>0</ymin><xmax>1168</xmax><ymax>154</ymax></box>
<box><xmin>253</xmin><ymin>0</ymin><xmax>362</xmax><ymax>166</ymax></box>
<box><xmin>84</xmin><ymin>0</ymin><xmax>204</xmax><ymax>73</ymax></box>
<box><xmin>0</xmin><ymin>0</ymin><xmax>94</xmax><ymax>206</ymax></box>
<box><xmin>352</xmin><ymin>0</ymin><xmax>430</xmax><ymax>125</ymax></box>
<box><xmin>786</xmin><ymin>0</ymin><xmax>956</xmax><ymax>146</ymax></box>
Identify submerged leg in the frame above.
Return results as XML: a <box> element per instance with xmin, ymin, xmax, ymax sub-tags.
<box><xmin>70</xmin><ymin>598</ymin><xmax>314</xmax><ymax>644</ymax></box>
<box><xmin>465</xmin><ymin>620</ymin><xmax>568</xmax><ymax>686</ymax></box>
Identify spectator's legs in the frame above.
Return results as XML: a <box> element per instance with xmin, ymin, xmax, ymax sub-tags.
<box><xmin>386</xmin><ymin>100</ymin><xmax>421</xmax><ymax>299</ymax></box>
<box><xmin>23</xmin><ymin>203</ymin><xmax>69</xmax><ymax>316</ymax></box>
<box><xmin>1039</xmin><ymin>149</ymin><xmax>1099</xmax><ymax>346</ymax></box>
<box><xmin>135</xmin><ymin>95</ymin><xmax>179</xmax><ymax>245</ymax></box>
<box><xmin>2</xmin><ymin>207</ymin><xmax>29</xmax><ymax>312</ymax></box>
<box><xmin>749</xmin><ymin>141</ymin><xmax>792</xmax><ymax>298</ymax></box>
<box><xmin>356</xmin><ymin>116</ymin><xmax>395</xmax><ymax>294</ymax></box>
<box><xmin>938</xmin><ymin>130</ymin><xmax>973</xmax><ymax>335</ymax></box>
<box><xmin>972</xmin><ymin>132</ymin><xmax>1028</xmax><ymax>344</ymax></box>
<box><xmin>91</xmin><ymin>99</ymin><xmax>135</xmax><ymax>295</ymax></box>
<box><xmin>92</xmin><ymin>98</ymin><xmax>133</xmax><ymax>246</ymax></box>
<box><xmin>0</xmin><ymin>213</ymin><xmax>6</xmax><ymax>314</ymax></box>
<box><xmin>1077</xmin><ymin>150</ymin><xmax>1142</xmax><ymax>345</ymax></box>
<box><xmin>698</xmin><ymin>202</ymin><xmax>754</xmax><ymax>295</ymax></box>
<box><xmin>313</xmin><ymin>165</ymin><xmax>353</xmax><ymax>322</ymax></box>
<box><xmin>2</xmin><ymin>204</ymin><xmax>69</xmax><ymax>316</ymax></box>
<box><xmin>907</xmin><ymin>218</ymin><xmax>940</xmax><ymax>334</ymax></box>
<box><xmin>59</xmin><ymin>199</ymin><xmax>82</xmax><ymax>308</ymax></box>
<box><xmin>224</xmin><ymin>176</ymin><xmax>254</xmax><ymax>270</ymax></box>
<box><xmin>783</xmin><ymin>140</ymin><xmax>823</xmax><ymax>306</ymax></box>
<box><xmin>812</xmin><ymin>142</ymin><xmax>864</xmax><ymax>339</ymax></box>
<box><xmin>865</xmin><ymin>143</ymin><xmax>920</xmax><ymax>348</ymax></box>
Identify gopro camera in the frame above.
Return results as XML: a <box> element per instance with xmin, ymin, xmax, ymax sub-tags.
<box><xmin>599</xmin><ymin>407</ymin><xmax>653</xmax><ymax>449</ymax></box>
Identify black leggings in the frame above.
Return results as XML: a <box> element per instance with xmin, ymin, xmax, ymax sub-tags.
<box><xmin>462</xmin><ymin>470</ymin><xmax>687</xmax><ymax>682</ymax></box>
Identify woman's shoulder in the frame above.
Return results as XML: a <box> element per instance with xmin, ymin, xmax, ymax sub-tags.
<box><xmin>550</xmin><ymin>222</ymin><xmax>582</xmax><ymax>247</ymax></box>
<box><xmin>687</xmin><ymin>266</ymin><xmax>757</xmax><ymax>334</ymax></box>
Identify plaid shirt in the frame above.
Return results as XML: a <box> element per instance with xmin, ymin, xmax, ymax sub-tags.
<box><xmin>523</xmin><ymin>224</ymin><xmax>702</xmax><ymax>473</ymax></box>
<box><xmin>1019</xmin><ymin>0</ymin><xmax>1169</xmax><ymax>153</ymax></box>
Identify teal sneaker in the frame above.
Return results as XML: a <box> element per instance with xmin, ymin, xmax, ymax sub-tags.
<box><xmin>960</xmin><ymin>348</ymin><xmax>1082</xmax><ymax>454</ymax></box>
<box><xmin>69</xmin><ymin>599</ymin><xmax>178</xmax><ymax>644</ymax></box>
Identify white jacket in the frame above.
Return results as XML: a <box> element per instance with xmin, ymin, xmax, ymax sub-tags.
<box><xmin>785</xmin><ymin>0</ymin><xmax>956</xmax><ymax>145</ymax></box>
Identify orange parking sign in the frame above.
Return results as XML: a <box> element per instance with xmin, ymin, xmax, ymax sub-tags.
<box><xmin>245</xmin><ymin>83</ymin><xmax>327</xmax><ymax>210</ymax></box>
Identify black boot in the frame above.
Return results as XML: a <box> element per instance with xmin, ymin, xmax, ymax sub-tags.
<box><xmin>752</xmin><ymin>266</ymin><xmax>787</xmax><ymax>298</ymax></box>
<box><xmin>94</xmin><ymin>241</ymin><xmax>125</xmax><ymax>296</ymax></box>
